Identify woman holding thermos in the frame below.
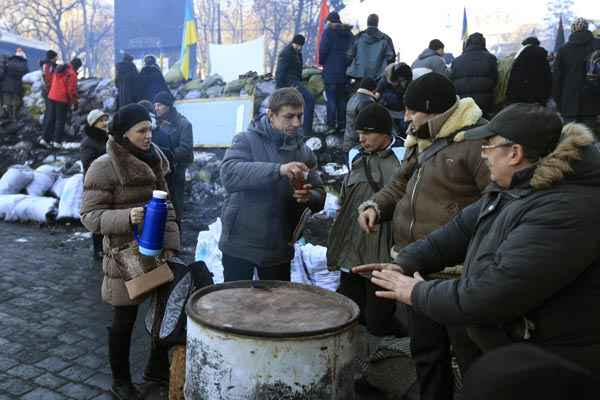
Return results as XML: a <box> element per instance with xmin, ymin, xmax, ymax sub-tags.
<box><xmin>81</xmin><ymin>104</ymin><xmax>180</xmax><ymax>399</ymax></box>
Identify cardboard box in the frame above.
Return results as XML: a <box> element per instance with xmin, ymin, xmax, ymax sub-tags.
<box><xmin>125</xmin><ymin>263</ymin><xmax>174</xmax><ymax>300</ymax></box>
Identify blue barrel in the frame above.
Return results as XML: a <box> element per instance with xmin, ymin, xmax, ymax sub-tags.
<box><xmin>135</xmin><ymin>190</ymin><xmax>168</xmax><ymax>256</ymax></box>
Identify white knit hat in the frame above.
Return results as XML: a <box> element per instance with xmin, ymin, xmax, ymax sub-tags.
<box><xmin>87</xmin><ymin>109</ymin><xmax>108</xmax><ymax>127</ymax></box>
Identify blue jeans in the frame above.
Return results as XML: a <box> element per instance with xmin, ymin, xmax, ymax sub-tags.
<box><xmin>325</xmin><ymin>83</ymin><xmax>348</xmax><ymax>131</ymax></box>
<box><xmin>294</xmin><ymin>84</ymin><xmax>315</xmax><ymax>136</ymax></box>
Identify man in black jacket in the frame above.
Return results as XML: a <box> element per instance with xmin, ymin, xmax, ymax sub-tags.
<box><xmin>450</xmin><ymin>33</ymin><xmax>498</xmax><ymax>117</ymax></box>
<box><xmin>355</xmin><ymin>103</ymin><xmax>600</xmax><ymax>379</ymax></box>
<box><xmin>275</xmin><ymin>34</ymin><xmax>315</xmax><ymax>136</ymax></box>
<box><xmin>154</xmin><ymin>91</ymin><xmax>193</xmax><ymax>226</ymax></box>
<box><xmin>505</xmin><ymin>37</ymin><xmax>552</xmax><ymax>106</ymax></box>
<box><xmin>115</xmin><ymin>53</ymin><xmax>139</xmax><ymax>107</ymax></box>
<box><xmin>139</xmin><ymin>55</ymin><xmax>170</xmax><ymax>103</ymax></box>
<box><xmin>553</xmin><ymin>17</ymin><xmax>600</xmax><ymax>135</ymax></box>
<box><xmin>0</xmin><ymin>48</ymin><xmax>29</xmax><ymax>120</ymax></box>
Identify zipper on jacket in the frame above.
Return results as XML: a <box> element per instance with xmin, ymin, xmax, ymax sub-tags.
<box><xmin>409</xmin><ymin>166</ymin><xmax>423</xmax><ymax>242</ymax></box>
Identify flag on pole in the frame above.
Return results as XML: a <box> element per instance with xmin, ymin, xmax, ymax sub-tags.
<box><xmin>180</xmin><ymin>0</ymin><xmax>198</xmax><ymax>80</ymax></box>
<box><xmin>461</xmin><ymin>7</ymin><xmax>468</xmax><ymax>49</ymax></box>
<box><xmin>316</xmin><ymin>0</ymin><xmax>329</xmax><ymax>66</ymax></box>
<box><xmin>554</xmin><ymin>15</ymin><xmax>565</xmax><ymax>53</ymax></box>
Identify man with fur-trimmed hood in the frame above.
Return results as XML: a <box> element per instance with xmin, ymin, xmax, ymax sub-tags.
<box><xmin>357</xmin><ymin>72</ymin><xmax>490</xmax><ymax>400</ymax></box>
<box><xmin>356</xmin><ymin>103</ymin><xmax>600</xmax><ymax>379</ymax></box>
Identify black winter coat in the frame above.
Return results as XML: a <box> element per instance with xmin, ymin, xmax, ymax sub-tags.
<box><xmin>138</xmin><ymin>64</ymin><xmax>170</xmax><ymax>103</ymax></box>
<box><xmin>115</xmin><ymin>60</ymin><xmax>139</xmax><ymax>107</ymax></box>
<box><xmin>553</xmin><ymin>30</ymin><xmax>600</xmax><ymax>117</ymax></box>
<box><xmin>450</xmin><ymin>36</ymin><xmax>498</xmax><ymax>115</ymax></box>
<box><xmin>319</xmin><ymin>23</ymin><xmax>354</xmax><ymax>84</ymax></box>
<box><xmin>80</xmin><ymin>125</ymin><xmax>108</xmax><ymax>174</ymax></box>
<box><xmin>505</xmin><ymin>45</ymin><xmax>552</xmax><ymax>106</ymax></box>
<box><xmin>396</xmin><ymin>124</ymin><xmax>600</xmax><ymax>377</ymax></box>
<box><xmin>275</xmin><ymin>44</ymin><xmax>303</xmax><ymax>88</ymax></box>
<box><xmin>0</xmin><ymin>55</ymin><xmax>29</xmax><ymax>95</ymax></box>
<box><xmin>159</xmin><ymin>109</ymin><xmax>194</xmax><ymax>168</ymax></box>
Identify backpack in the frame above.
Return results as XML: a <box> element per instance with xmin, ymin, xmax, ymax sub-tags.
<box><xmin>583</xmin><ymin>47</ymin><xmax>600</xmax><ymax>95</ymax></box>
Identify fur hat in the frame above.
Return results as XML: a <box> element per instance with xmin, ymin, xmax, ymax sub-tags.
<box><xmin>292</xmin><ymin>34</ymin><xmax>306</xmax><ymax>46</ymax></box>
<box><xmin>571</xmin><ymin>17</ymin><xmax>589</xmax><ymax>33</ymax></box>
<box><xmin>355</xmin><ymin>103</ymin><xmax>393</xmax><ymax>135</ymax></box>
<box><xmin>109</xmin><ymin>104</ymin><xmax>150</xmax><ymax>139</ymax></box>
<box><xmin>87</xmin><ymin>109</ymin><xmax>108</xmax><ymax>127</ymax></box>
<box><xmin>404</xmin><ymin>73</ymin><xmax>456</xmax><ymax>114</ymax></box>
<box><xmin>153</xmin><ymin>91</ymin><xmax>174</xmax><ymax>108</ymax></box>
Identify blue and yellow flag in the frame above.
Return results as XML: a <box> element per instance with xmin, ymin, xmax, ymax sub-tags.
<box><xmin>180</xmin><ymin>0</ymin><xmax>198</xmax><ymax>80</ymax></box>
<box><xmin>461</xmin><ymin>7</ymin><xmax>468</xmax><ymax>47</ymax></box>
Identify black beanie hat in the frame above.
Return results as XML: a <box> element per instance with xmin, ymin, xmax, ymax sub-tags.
<box><xmin>153</xmin><ymin>91</ymin><xmax>174</xmax><ymax>108</ymax></box>
<box><xmin>46</xmin><ymin>50</ymin><xmax>58</xmax><ymax>60</ymax></box>
<box><xmin>522</xmin><ymin>36</ymin><xmax>540</xmax><ymax>46</ymax></box>
<box><xmin>292</xmin><ymin>34</ymin><xmax>306</xmax><ymax>46</ymax></box>
<box><xmin>71</xmin><ymin>57</ymin><xmax>82</xmax><ymax>71</ymax></box>
<box><xmin>327</xmin><ymin>11</ymin><xmax>341</xmax><ymax>23</ymax></box>
<box><xmin>355</xmin><ymin>103</ymin><xmax>393</xmax><ymax>135</ymax></box>
<box><xmin>359</xmin><ymin>77</ymin><xmax>377</xmax><ymax>92</ymax></box>
<box><xmin>367</xmin><ymin>14</ymin><xmax>379</xmax><ymax>27</ymax></box>
<box><xmin>404</xmin><ymin>73</ymin><xmax>456</xmax><ymax>114</ymax></box>
<box><xmin>109</xmin><ymin>104</ymin><xmax>151</xmax><ymax>138</ymax></box>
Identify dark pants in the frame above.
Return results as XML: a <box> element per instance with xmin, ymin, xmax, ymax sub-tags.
<box><xmin>338</xmin><ymin>271</ymin><xmax>400</xmax><ymax>336</ymax></box>
<box><xmin>222</xmin><ymin>253</ymin><xmax>291</xmax><ymax>282</ymax></box>
<box><xmin>325</xmin><ymin>83</ymin><xmax>348</xmax><ymax>131</ymax></box>
<box><xmin>43</xmin><ymin>100</ymin><xmax>68</xmax><ymax>143</ymax></box>
<box><xmin>42</xmin><ymin>96</ymin><xmax>51</xmax><ymax>132</ymax></box>
<box><xmin>295</xmin><ymin>84</ymin><xmax>315</xmax><ymax>136</ymax></box>
<box><xmin>167</xmin><ymin>166</ymin><xmax>186</xmax><ymax>224</ymax></box>
<box><xmin>407</xmin><ymin>306</ymin><xmax>481</xmax><ymax>400</ymax></box>
<box><xmin>92</xmin><ymin>234</ymin><xmax>103</xmax><ymax>255</ymax></box>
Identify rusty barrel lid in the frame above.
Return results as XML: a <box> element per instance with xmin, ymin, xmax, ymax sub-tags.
<box><xmin>186</xmin><ymin>281</ymin><xmax>360</xmax><ymax>338</ymax></box>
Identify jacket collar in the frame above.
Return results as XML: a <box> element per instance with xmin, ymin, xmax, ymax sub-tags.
<box><xmin>251</xmin><ymin>115</ymin><xmax>304</xmax><ymax>151</ymax></box>
<box><xmin>84</xmin><ymin>125</ymin><xmax>108</xmax><ymax>143</ymax></box>
<box><xmin>356</xmin><ymin>88</ymin><xmax>377</xmax><ymax>99</ymax></box>
<box><xmin>106</xmin><ymin>137</ymin><xmax>169</xmax><ymax>186</ymax></box>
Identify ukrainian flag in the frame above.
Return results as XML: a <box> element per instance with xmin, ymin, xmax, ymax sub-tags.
<box><xmin>461</xmin><ymin>7</ymin><xmax>468</xmax><ymax>46</ymax></box>
<box><xmin>180</xmin><ymin>0</ymin><xmax>198</xmax><ymax>80</ymax></box>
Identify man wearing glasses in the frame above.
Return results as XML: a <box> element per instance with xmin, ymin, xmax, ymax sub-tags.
<box><xmin>356</xmin><ymin>103</ymin><xmax>600</xmax><ymax>379</ymax></box>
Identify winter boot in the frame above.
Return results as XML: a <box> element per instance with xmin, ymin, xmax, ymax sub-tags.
<box><xmin>143</xmin><ymin>343</ymin><xmax>170</xmax><ymax>386</ymax></box>
<box><xmin>108</xmin><ymin>327</ymin><xmax>142</xmax><ymax>400</ymax></box>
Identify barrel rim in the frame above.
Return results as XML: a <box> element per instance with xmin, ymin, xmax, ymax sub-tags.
<box><xmin>186</xmin><ymin>280</ymin><xmax>360</xmax><ymax>338</ymax></box>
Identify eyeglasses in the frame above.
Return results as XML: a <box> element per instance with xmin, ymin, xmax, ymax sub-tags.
<box><xmin>481</xmin><ymin>141</ymin><xmax>514</xmax><ymax>151</ymax></box>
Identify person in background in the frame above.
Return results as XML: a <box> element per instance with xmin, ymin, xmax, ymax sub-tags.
<box><xmin>81</xmin><ymin>109</ymin><xmax>109</xmax><ymax>261</ymax></box>
<box><xmin>81</xmin><ymin>104</ymin><xmax>180</xmax><ymax>399</ymax></box>
<box><xmin>319</xmin><ymin>11</ymin><xmax>354</xmax><ymax>135</ymax></box>
<box><xmin>218</xmin><ymin>88</ymin><xmax>325</xmax><ymax>282</ymax></box>
<box><xmin>40</xmin><ymin>50</ymin><xmax>58</xmax><ymax>130</ymax></box>
<box><xmin>343</xmin><ymin>77</ymin><xmax>378</xmax><ymax>151</ymax></box>
<box><xmin>41</xmin><ymin>57</ymin><xmax>82</xmax><ymax>149</ymax></box>
<box><xmin>0</xmin><ymin>48</ymin><xmax>29</xmax><ymax>120</ymax></box>
<box><xmin>275</xmin><ymin>34</ymin><xmax>315</xmax><ymax>136</ymax></box>
<box><xmin>412</xmin><ymin>39</ymin><xmax>449</xmax><ymax>77</ymax></box>
<box><xmin>347</xmin><ymin>13</ymin><xmax>396</xmax><ymax>86</ymax></box>
<box><xmin>376</xmin><ymin>62</ymin><xmax>413</xmax><ymax>139</ymax></box>
<box><xmin>115</xmin><ymin>53</ymin><xmax>140</xmax><ymax>108</ymax></box>
<box><xmin>505</xmin><ymin>37</ymin><xmax>552</xmax><ymax>106</ymax></box>
<box><xmin>357</xmin><ymin>73</ymin><xmax>489</xmax><ymax>400</ymax></box>
<box><xmin>450</xmin><ymin>32</ymin><xmax>498</xmax><ymax>118</ymax></box>
<box><xmin>153</xmin><ymin>91</ymin><xmax>193</xmax><ymax>227</ymax></box>
<box><xmin>138</xmin><ymin>55</ymin><xmax>170</xmax><ymax>103</ymax></box>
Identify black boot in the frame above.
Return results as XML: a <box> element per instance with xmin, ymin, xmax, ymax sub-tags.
<box><xmin>143</xmin><ymin>343</ymin><xmax>170</xmax><ymax>386</ymax></box>
<box><xmin>108</xmin><ymin>327</ymin><xmax>142</xmax><ymax>400</ymax></box>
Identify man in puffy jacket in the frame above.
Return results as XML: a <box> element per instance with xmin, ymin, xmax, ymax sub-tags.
<box><xmin>138</xmin><ymin>55</ymin><xmax>170</xmax><ymax>103</ymax></box>
<box><xmin>450</xmin><ymin>33</ymin><xmax>498</xmax><ymax>117</ymax></box>
<box><xmin>412</xmin><ymin>39</ymin><xmax>449</xmax><ymax>77</ymax></box>
<box><xmin>343</xmin><ymin>77</ymin><xmax>377</xmax><ymax>151</ymax></box>
<box><xmin>357</xmin><ymin>103</ymin><xmax>600</xmax><ymax>380</ymax></box>
<box><xmin>505</xmin><ymin>37</ymin><xmax>552</xmax><ymax>106</ymax></box>
<box><xmin>0</xmin><ymin>48</ymin><xmax>29</xmax><ymax>120</ymax></box>
<box><xmin>41</xmin><ymin>58</ymin><xmax>82</xmax><ymax>148</ymax></box>
<box><xmin>347</xmin><ymin>14</ymin><xmax>396</xmax><ymax>83</ymax></box>
<box><xmin>115</xmin><ymin>53</ymin><xmax>139</xmax><ymax>107</ymax></box>
<box><xmin>218</xmin><ymin>88</ymin><xmax>325</xmax><ymax>282</ymax></box>
<box><xmin>319</xmin><ymin>11</ymin><xmax>354</xmax><ymax>134</ymax></box>
<box><xmin>276</xmin><ymin>34</ymin><xmax>315</xmax><ymax>136</ymax></box>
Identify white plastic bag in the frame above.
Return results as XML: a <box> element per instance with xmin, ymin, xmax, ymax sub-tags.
<box><xmin>5</xmin><ymin>195</ymin><xmax>58</xmax><ymax>223</ymax></box>
<box><xmin>26</xmin><ymin>165</ymin><xmax>58</xmax><ymax>196</ymax></box>
<box><xmin>316</xmin><ymin>193</ymin><xmax>340</xmax><ymax>218</ymax></box>
<box><xmin>0</xmin><ymin>194</ymin><xmax>27</xmax><ymax>219</ymax></box>
<box><xmin>0</xmin><ymin>165</ymin><xmax>34</xmax><ymax>194</ymax></box>
<box><xmin>57</xmin><ymin>174</ymin><xmax>84</xmax><ymax>220</ymax></box>
<box><xmin>195</xmin><ymin>218</ymin><xmax>224</xmax><ymax>283</ymax></box>
<box><xmin>50</xmin><ymin>176</ymin><xmax>67</xmax><ymax>198</ymax></box>
<box><xmin>291</xmin><ymin>242</ymin><xmax>340</xmax><ymax>291</ymax></box>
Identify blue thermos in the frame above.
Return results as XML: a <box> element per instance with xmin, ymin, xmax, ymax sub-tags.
<box><xmin>134</xmin><ymin>190</ymin><xmax>168</xmax><ymax>256</ymax></box>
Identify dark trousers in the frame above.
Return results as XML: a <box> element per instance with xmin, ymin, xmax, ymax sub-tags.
<box><xmin>325</xmin><ymin>83</ymin><xmax>348</xmax><ymax>131</ymax></box>
<box><xmin>295</xmin><ymin>84</ymin><xmax>315</xmax><ymax>136</ymax></box>
<box><xmin>167</xmin><ymin>167</ymin><xmax>186</xmax><ymax>224</ymax></box>
<box><xmin>42</xmin><ymin>96</ymin><xmax>51</xmax><ymax>132</ymax></box>
<box><xmin>43</xmin><ymin>100</ymin><xmax>68</xmax><ymax>143</ymax></box>
<box><xmin>222</xmin><ymin>253</ymin><xmax>291</xmax><ymax>282</ymax></box>
<box><xmin>407</xmin><ymin>306</ymin><xmax>481</xmax><ymax>400</ymax></box>
<box><xmin>92</xmin><ymin>234</ymin><xmax>103</xmax><ymax>254</ymax></box>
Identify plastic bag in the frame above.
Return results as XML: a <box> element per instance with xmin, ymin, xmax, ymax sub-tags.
<box><xmin>316</xmin><ymin>192</ymin><xmax>340</xmax><ymax>218</ymax></box>
<box><xmin>195</xmin><ymin>218</ymin><xmax>224</xmax><ymax>283</ymax></box>
<box><xmin>0</xmin><ymin>194</ymin><xmax>27</xmax><ymax>219</ymax></box>
<box><xmin>50</xmin><ymin>176</ymin><xmax>67</xmax><ymax>198</ymax></box>
<box><xmin>57</xmin><ymin>174</ymin><xmax>83</xmax><ymax>220</ymax></box>
<box><xmin>0</xmin><ymin>165</ymin><xmax>34</xmax><ymax>194</ymax></box>
<box><xmin>291</xmin><ymin>242</ymin><xmax>340</xmax><ymax>291</ymax></box>
<box><xmin>26</xmin><ymin>165</ymin><xmax>58</xmax><ymax>196</ymax></box>
<box><xmin>5</xmin><ymin>195</ymin><xmax>57</xmax><ymax>223</ymax></box>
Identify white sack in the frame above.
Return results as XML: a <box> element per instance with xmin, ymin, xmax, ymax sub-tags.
<box><xmin>0</xmin><ymin>165</ymin><xmax>34</xmax><ymax>194</ymax></box>
<box><xmin>5</xmin><ymin>195</ymin><xmax>58</xmax><ymax>223</ymax></box>
<box><xmin>25</xmin><ymin>165</ymin><xmax>58</xmax><ymax>196</ymax></box>
<box><xmin>57</xmin><ymin>174</ymin><xmax>83</xmax><ymax>220</ymax></box>
<box><xmin>0</xmin><ymin>194</ymin><xmax>27</xmax><ymax>219</ymax></box>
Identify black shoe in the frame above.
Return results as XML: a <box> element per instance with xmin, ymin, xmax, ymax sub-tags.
<box><xmin>111</xmin><ymin>380</ymin><xmax>142</xmax><ymax>400</ymax></box>
<box><xmin>143</xmin><ymin>344</ymin><xmax>170</xmax><ymax>386</ymax></box>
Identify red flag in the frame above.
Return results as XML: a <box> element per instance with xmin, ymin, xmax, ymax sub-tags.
<box><xmin>316</xmin><ymin>0</ymin><xmax>329</xmax><ymax>66</ymax></box>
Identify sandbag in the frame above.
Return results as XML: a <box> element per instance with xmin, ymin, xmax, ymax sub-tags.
<box><xmin>165</xmin><ymin>61</ymin><xmax>184</xmax><ymax>85</ymax></box>
<box><xmin>302</xmin><ymin>67</ymin><xmax>322</xmax><ymax>80</ymax></box>
<box><xmin>5</xmin><ymin>195</ymin><xmax>57</xmax><ymax>223</ymax></box>
<box><xmin>224</xmin><ymin>79</ymin><xmax>246</xmax><ymax>96</ymax></box>
<box><xmin>57</xmin><ymin>174</ymin><xmax>83</xmax><ymax>220</ymax></box>
<box><xmin>0</xmin><ymin>165</ymin><xmax>34</xmax><ymax>194</ymax></box>
<box><xmin>50</xmin><ymin>176</ymin><xmax>67</xmax><ymax>198</ymax></box>
<box><xmin>307</xmin><ymin>74</ymin><xmax>325</xmax><ymax>97</ymax></box>
<box><xmin>26</xmin><ymin>165</ymin><xmax>59</xmax><ymax>196</ymax></box>
<box><xmin>0</xmin><ymin>194</ymin><xmax>27</xmax><ymax>219</ymax></box>
<box><xmin>195</xmin><ymin>218</ymin><xmax>224</xmax><ymax>283</ymax></box>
